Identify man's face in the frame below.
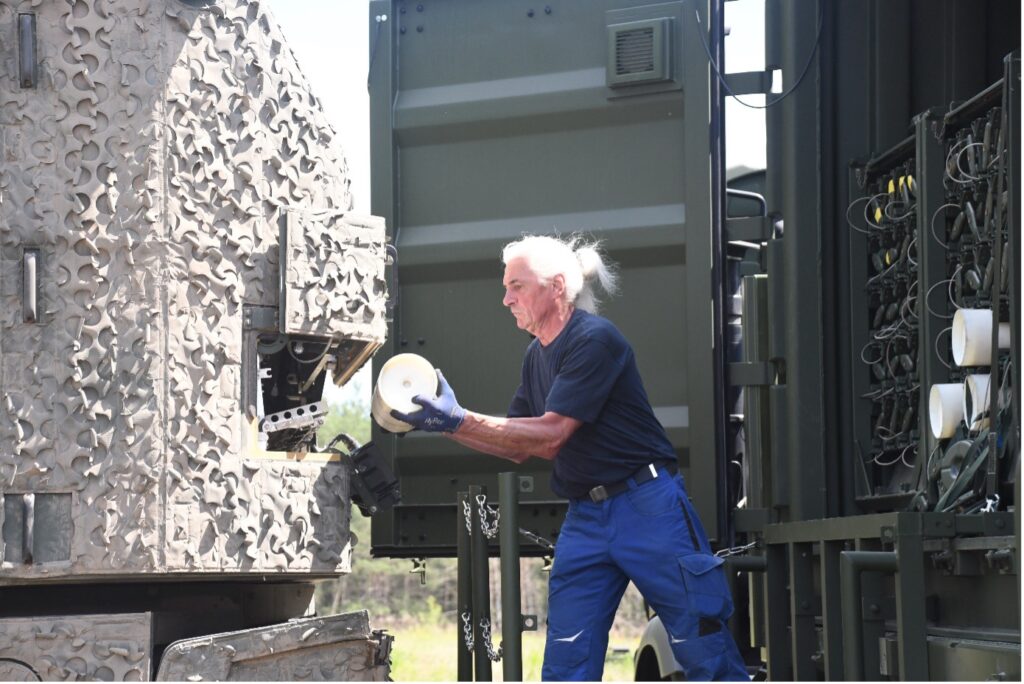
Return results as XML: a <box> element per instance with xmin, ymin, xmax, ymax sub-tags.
<box><xmin>502</xmin><ymin>257</ymin><xmax>561</xmax><ymax>335</ymax></box>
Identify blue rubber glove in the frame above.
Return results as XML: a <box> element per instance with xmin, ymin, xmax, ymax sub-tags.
<box><xmin>391</xmin><ymin>369</ymin><xmax>466</xmax><ymax>433</ymax></box>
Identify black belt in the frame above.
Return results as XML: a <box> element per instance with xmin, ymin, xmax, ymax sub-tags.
<box><xmin>587</xmin><ymin>461</ymin><xmax>677</xmax><ymax>503</ymax></box>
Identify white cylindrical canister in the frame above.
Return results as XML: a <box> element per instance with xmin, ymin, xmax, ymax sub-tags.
<box><xmin>962</xmin><ymin>373</ymin><xmax>992</xmax><ymax>432</ymax></box>
<box><xmin>929</xmin><ymin>383</ymin><xmax>965</xmax><ymax>439</ymax></box>
<box><xmin>372</xmin><ymin>353</ymin><xmax>438</xmax><ymax>433</ymax></box>
<box><xmin>952</xmin><ymin>308</ymin><xmax>1012</xmax><ymax>367</ymax></box>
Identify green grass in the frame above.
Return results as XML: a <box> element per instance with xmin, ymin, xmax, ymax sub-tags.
<box><xmin>386</xmin><ymin>621</ymin><xmax>639</xmax><ymax>682</ymax></box>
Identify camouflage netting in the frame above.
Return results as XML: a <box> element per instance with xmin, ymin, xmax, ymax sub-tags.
<box><xmin>0</xmin><ymin>0</ymin><xmax>386</xmax><ymax>580</ymax></box>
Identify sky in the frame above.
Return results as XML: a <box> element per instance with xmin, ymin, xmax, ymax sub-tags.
<box><xmin>266</xmin><ymin>0</ymin><xmax>768</xmax><ymax>405</ymax></box>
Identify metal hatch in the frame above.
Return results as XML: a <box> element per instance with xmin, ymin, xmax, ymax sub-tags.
<box><xmin>368</xmin><ymin>0</ymin><xmax>726</xmax><ymax>557</ymax></box>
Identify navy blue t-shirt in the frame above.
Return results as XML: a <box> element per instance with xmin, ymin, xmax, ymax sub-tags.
<box><xmin>507</xmin><ymin>309</ymin><xmax>676</xmax><ymax>499</ymax></box>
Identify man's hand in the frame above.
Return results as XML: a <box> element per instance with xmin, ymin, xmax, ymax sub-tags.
<box><xmin>391</xmin><ymin>369</ymin><xmax>466</xmax><ymax>433</ymax></box>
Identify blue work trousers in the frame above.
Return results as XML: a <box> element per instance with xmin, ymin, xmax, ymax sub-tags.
<box><xmin>542</xmin><ymin>469</ymin><xmax>748</xmax><ymax>681</ymax></box>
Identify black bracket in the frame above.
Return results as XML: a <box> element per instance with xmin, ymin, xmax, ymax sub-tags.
<box><xmin>349</xmin><ymin>441</ymin><xmax>402</xmax><ymax>516</ymax></box>
<box><xmin>723</xmin><ymin>69</ymin><xmax>773</xmax><ymax>96</ymax></box>
<box><xmin>728</xmin><ymin>361</ymin><xmax>773</xmax><ymax>387</ymax></box>
<box><xmin>726</xmin><ymin>216</ymin><xmax>773</xmax><ymax>243</ymax></box>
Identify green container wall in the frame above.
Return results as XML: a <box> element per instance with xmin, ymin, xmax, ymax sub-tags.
<box><xmin>369</xmin><ymin>0</ymin><xmax>723</xmax><ymax>556</ymax></box>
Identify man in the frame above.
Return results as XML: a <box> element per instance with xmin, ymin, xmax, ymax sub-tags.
<box><xmin>391</xmin><ymin>235</ymin><xmax>748</xmax><ymax>681</ymax></box>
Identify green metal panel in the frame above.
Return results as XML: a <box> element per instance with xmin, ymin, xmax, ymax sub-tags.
<box><xmin>369</xmin><ymin>0</ymin><xmax>720</xmax><ymax>556</ymax></box>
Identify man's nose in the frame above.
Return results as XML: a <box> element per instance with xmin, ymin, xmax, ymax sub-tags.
<box><xmin>503</xmin><ymin>289</ymin><xmax>514</xmax><ymax>306</ymax></box>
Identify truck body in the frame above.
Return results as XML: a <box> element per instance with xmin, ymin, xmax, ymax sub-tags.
<box><xmin>0</xmin><ymin>0</ymin><xmax>390</xmax><ymax>678</ymax></box>
<box><xmin>369</xmin><ymin>0</ymin><xmax>1020</xmax><ymax>680</ymax></box>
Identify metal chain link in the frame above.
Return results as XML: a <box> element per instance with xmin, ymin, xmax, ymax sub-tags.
<box><xmin>476</xmin><ymin>494</ymin><xmax>500</xmax><ymax>539</ymax></box>
<box><xmin>714</xmin><ymin>541</ymin><xmax>759</xmax><ymax>559</ymax></box>
<box><xmin>461</xmin><ymin>499</ymin><xmax>473</xmax><ymax>536</ymax></box>
<box><xmin>480</xmin><ymin>617</ymin><xmax>503</xmax><ymax>661</ymax></box>
<box><xmin>460</xmin><ymin>611</ymin><xmax>474</xmax><ymax>652</ymax></box>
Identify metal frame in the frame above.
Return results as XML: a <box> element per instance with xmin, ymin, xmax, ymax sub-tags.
<box><xmin>759</xmin><ymin>511</ymin><xmax>1016</xmax><ymax>680</ymax></box>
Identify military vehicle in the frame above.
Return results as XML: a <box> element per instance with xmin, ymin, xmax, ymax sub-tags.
<box><xmin>0</xmin><ymin>0</ymin><xmax>393</xmax><ymax>679</ymax></box>
<box><xmin>368</xmin><ymin>0</ymin><xmax>1020</xmax><ymax>680</ymax></box>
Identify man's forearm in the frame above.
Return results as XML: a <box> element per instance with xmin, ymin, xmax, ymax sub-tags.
<box><xmin>449</xmin><ymin>426</ymin><xmax>531</xmax><ymax>463</ymax></box>
<box><xmin>449</xmin><ymin>411</ymin><xmax>573</xmax><ymax>461</ymax></box>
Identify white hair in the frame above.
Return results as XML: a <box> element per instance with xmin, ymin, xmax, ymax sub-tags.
<box><xmin>501</xmin><ymin>234</ymin><xmax>619</xmax><ymax>314</ymax></box>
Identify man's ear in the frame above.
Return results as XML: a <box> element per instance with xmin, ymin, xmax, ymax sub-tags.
<box><xmin>551</xmin><ymin>273</ymin><xmax>566</xmax><ymax>297</ymax></box>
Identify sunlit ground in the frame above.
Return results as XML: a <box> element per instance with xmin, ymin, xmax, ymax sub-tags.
<box><xmin>384</xmin><ymin>621</ymin><xmax>641</xmax><ymax>682</ymax></box>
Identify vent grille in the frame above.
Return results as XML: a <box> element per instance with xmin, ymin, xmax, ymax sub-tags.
<box><xmin>606</xmin><ymin>18</ymin><xmax>671</xmax><ymax>88</ymax></box>
<box><xmin>615</xmin><ymin>27</ymin><xmax>656</xmax><ymax>76</ymax></box>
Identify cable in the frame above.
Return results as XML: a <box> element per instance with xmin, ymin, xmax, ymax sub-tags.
<box><xmin>287</xmin><ymin>338</ymin><xmax>335</xmax><ymax>365</ymax></box>
<box><xmin>947</xmin><ymin>264</ymin><xmax>963</xmax><ymax>311</ymax></box>
<box><xmin>693</xmin><ymin>6</ymin><xmax>824</xmax><ymax>110</ymax></box>
<box><xmin>867</xmin><ymin>260</ymin><xmax>900</xmax><ymax>286</ymax></box>
<box><xmin>860</xmin><ymin>340</ymin><xmax>884</xmax><ymax>365</ymax></box>
<box><xmin>326</xmin><ymin>431</ymin><xmax>361</xmax><ymax>455</ymax></box>
<box><xmin>873</xmin><ymin>451</ymin><xmax>902</xmax><ymax>466</ymax></box>
<box><xmin>862</xmin><ymin>386</ymin><xmax>894</xmax><ymax>400</ymax></box>
<box><xmin>929</xmin><ymin>203</ymin><xmax>959</xmax><ymax>249</ymax></box>
<box><xmin>845</xmin><ymin>196</ymin><xmax>874</xmax><ymax>234</ymax></box>
<box><xmin>954</xmin><ymin>142</ymin><xmax>987</xmax><ymax>183</ymax></box>
<box><xmin>884</xmin><ymin>200</ymin><xmax>915</xmax><ymax>222</ymax></box>
<box><xmin>906</xmin><ymin>237</ymin><xmax>918</xmax><ymax>268</ymax></box>
<box><xmin>934</xmin><ymin>326</ymin><xmax>952</xmax><ymax>370</ymax></box>
<box><xmin>863</xmin><ymin>193</ymin><xmax>889</xmax><ymax>231</ymax></box>
<box><xmin>943</xmin><ymin>138</ymin><xmax>968</xmax><ymax>184</ymax></box>
<box><xmin>884</xmin><ymin>340</ymin><xmax>898</xmax><ymax>379</ymax></box>
<box><xmin>924</xmin><ymin>277</ymin><xmax>955</xmax><ymax>319</ymax></box>
<box><xmin>899</xmin><ymin>443</ymin><xmax>917</xmax><ymax>468</ymax></box>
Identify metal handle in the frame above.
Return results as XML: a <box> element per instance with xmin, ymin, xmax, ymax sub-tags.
<box><xmin>23</xmin><ymin>249</ymin><xmax>38</xmax><ymax>323</ymax></box>
<box><xmin>22</xmin><ymin>493</ymin><xmax>35</xmax><ymax>565</ymax></box>
<box><xmin>18</xmin><ymin>13</ymin><xmax>37</xmax><ymax>89</ymax></box>
<box><xmin>385</xmin><ymin>243</ymin><xmax>399</xmax><ymax>315</ymax></box>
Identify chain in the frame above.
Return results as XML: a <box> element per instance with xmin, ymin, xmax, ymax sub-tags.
<box><xmin>476</xmin><ymin>494</ymin><xmax>500</xmax><ymax>539</ymax></box>
<box><xmin>715</xmin><ymin>541</ymin><xmax>759</xmax><ymax>559</ymax></box>
<box><xmin>480</xmin><ymin>617</ymin><xmax>503</xmax><ymax>661</ymax></box>
<box><xmin>460</xmin><ymin>611</ymin><xmax>474</xmax><ymax>652</ymax></box>
<box><xmin>518</xmin><ymin>527</ymin><xmax>555</xmax><ymax>551</ymax></box>
<box><xmin>461</xmin><ymin>499</ymin><xmax>473</xmax><ymax>536</ymax></box>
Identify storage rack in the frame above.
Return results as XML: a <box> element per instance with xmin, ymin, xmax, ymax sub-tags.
<box><xmin>851</xmin><ymin>138</ymin><xmax>923</xmax><ymax>506</ymax></box>
<box><xmin>928</xmin><ymin>79</ymin><xmax>1015</xmax><ymax>513</ymax></box>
